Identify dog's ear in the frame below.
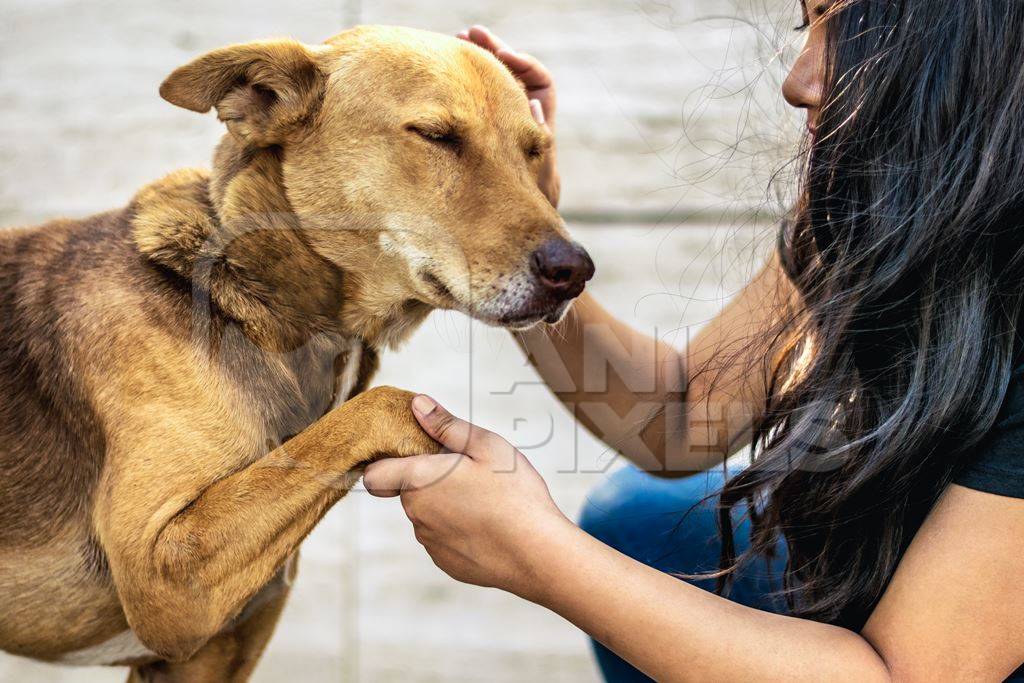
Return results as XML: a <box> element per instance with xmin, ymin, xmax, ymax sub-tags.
<box><xmin>160</xmin><ymin>39</ymin><xmax>324</xmax><ymax>146</ymax></box>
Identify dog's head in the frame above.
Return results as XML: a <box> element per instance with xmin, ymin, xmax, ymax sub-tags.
<box><xmin>160</xmin><ymin>25</ymin><xmax>593</xmax><ymax>330</ymax></box>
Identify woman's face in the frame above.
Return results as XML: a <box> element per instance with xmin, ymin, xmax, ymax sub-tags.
<box><xmin>783</xmin><ymin>1</ymin><xmax>829</xmax><ymax>136</ymax></box>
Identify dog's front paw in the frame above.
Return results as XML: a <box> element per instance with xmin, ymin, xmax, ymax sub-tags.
<box><xmin>318</xmin><ymin>386</ymin><xmax>442</xmax><ymax>470</ymax></box>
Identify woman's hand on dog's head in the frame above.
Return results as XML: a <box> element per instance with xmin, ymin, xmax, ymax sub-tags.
<box><xmin>456</xmin><ymin>25</ymin><xmax>561</xmax><ymax>207</ymax></box>
<box><xmin>456</xmin><ymin>25</ymin><xmax>556</xmax><ymax>129</ymax></box>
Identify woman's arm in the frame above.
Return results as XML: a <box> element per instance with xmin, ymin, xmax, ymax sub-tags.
<box><xmin>520</xmin><ymin>483</ymin><xmax>1024</xmax><ymax>681</ymax></box>
<box><xmin>462</xmin><ymin>26</ymin><xmax>797</xmax><ymax>475</ymax></box>
<box><xmin>365</xmin><ymin>400</ymin><xmax>1024</xmax><ymax>682</ymax></box>
<box><xmin>517</xmin><ymin>259</ymin><xmax>794</xmax><ymax>475</ymax></box>
<box><xmin>528</xmin><ymin>515</ymin><xmax>890</xmax><ymax>682</ymax></box>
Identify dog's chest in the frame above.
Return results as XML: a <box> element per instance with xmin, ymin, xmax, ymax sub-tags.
<box><xmin>330</xmin><ymin>338</ymin><xmax>365</xmax><ymax>411</ymax></box>
<box><xmin>243</xmin><ymin>332</ymin><xmax>376</xmax><ymax>445</ymax></box>
<box><xmin>56</xmin><ymin>630</ymin><xmax>155</xmax><ymax>666</ymax></box>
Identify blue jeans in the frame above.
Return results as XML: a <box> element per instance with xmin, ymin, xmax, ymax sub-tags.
<box><xmin>579</xmin><ymin>467</ymin><xmax>788</xmax><ymax>682</ymax></box>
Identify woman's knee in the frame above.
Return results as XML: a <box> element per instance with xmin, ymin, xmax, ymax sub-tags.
<box><xmin>579</xmin><ymin>466</ymin><xmax>789</xmax><ymax>611</ymax></box>
<box><xmin>579</xmin><ymin>466</ymin><xmax>727</xmax><ymax>571</ymax></box>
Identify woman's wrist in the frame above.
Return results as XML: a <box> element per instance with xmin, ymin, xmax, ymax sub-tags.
<box><xmin>510</xmin><ymin>511</ymin><xmax>591</xmax><ymax>605</ymax></box>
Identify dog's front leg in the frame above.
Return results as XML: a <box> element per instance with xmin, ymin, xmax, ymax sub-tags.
<box><xmin>126</xmin><ymin>556</ymin><xmax>295</xmax><ymax>683</ymax></box>
<box><xmin>97</xmin><ymin>386</ymin><xmax>439</xmax><ymax>663</ymax></box>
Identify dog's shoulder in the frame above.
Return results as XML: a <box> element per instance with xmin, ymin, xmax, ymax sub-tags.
<box><xmin>129</xmin><ymin>167</ymin><xmax>216</xmax><ymax>281</ymax></box>
<box><xmin>0</xmin><ymin>172</ymin><xmax>226</xmax><ymax>539</ymax></box>
<box><xmin>0</xmin><ymin>170</ymin><xmax>213</xmax><ymax>333</ymax></box>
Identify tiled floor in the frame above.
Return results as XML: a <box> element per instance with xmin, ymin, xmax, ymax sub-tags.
<box><xmin>0</xmin><ymin>0</ymin><xmax>791</xmax><ymax>680</ymax></box>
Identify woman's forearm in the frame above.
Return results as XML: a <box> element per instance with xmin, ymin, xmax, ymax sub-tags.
<box><xmin>523</xmin><ymin>519</ymin><xmax>892</xmax><ymax>683</ymax></box>
<box><xmin>516</xmin><ymin>256</ymin><xmax>793</xmax><ymax>475</ymax></box>
<box><xmin>516</xmin><ymin>291</ymin><xmax>689</xmax><ymax>472</ymax></box>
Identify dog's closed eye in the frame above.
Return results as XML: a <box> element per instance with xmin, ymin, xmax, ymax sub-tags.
<box><xmin>406</xmin><ymin>123</ymin><xmax>461</xmax><ymax>152</ymax></box>
<box><xmin>523</xmin><ymin>131</ymin><xmax>551</xmax><ymax>161</ymax></box>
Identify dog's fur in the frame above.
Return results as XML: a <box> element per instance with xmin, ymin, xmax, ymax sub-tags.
<box><xmin>0</xmin><ymin>26</ymin><xmax>588</xmax><ymax>681</ymax></box>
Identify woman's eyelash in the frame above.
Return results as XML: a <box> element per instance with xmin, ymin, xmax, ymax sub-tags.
<box><xmin>794</xmin><ymin>18</ymin><xmax>810</xmax><ymax>32</ymax></box>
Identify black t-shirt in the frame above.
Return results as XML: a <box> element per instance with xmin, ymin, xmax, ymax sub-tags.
<box><xmin>955</xmin><ymin>363</ymin><xmax>1024</xmax><ymax>498</ymax></box>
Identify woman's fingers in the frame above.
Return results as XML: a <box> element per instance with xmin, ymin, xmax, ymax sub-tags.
<box><xmin>456</xmin><ymin>26</ymin><xmax>552</xmax><ymax>89</ymax></box>
<box><xmin>495</xmin><ymin>48</ymin><xmax>553</xmax><ymax>89</ymax></box>
<box><xmin>410</xmin><ymin>395</ymin><xmax>503</xmax><ymax>460</ymax></box>
<box><xmin>363</xmin><ymin>457</ymin><xmax>410</xmax><ymax>497</ymax></box>
<box><xmin>363</xmin><ymin>452</ymin><xmax>463</xmax><ymax>497</ymax></box>
<box><xmin>467</xmin><ymin>25</ymin><xmax>508</xmax><ymax>53</ymax></box>
<box><xmin>529</xmin><ymin>99</ymin><xmax>547</xmax><ymax>126</ymax></box>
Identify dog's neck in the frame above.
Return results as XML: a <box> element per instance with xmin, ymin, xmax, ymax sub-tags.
<box><xmin>129</xmin><ymin>136</ymin><xmax>431</xmax><ymax>351</ymax></box>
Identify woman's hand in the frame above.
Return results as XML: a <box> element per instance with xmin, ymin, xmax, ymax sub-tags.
<box><xmin>363</xmin><ymin>395</ymin><xmax>572</xmax><ymax>600</ymax></box>
<box><xmin>457</xmin><ymin>25</ymin><xmax>561</xmax><ymax>207</ymax></box>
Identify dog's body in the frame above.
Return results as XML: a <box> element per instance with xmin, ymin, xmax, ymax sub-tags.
<box><xmin>0</xmin><ymin>169</ymin><xmax>389</xmax><ymax>670</ymax></box>
<box><xmin>0</xmin><ymin>26</ymin><xmax>592</xmax><ymax>681</ymax></box>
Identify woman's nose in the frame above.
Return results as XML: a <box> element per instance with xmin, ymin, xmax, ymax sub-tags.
<box><xmin>783</xmin><ymin>42</ymin><xmax>824</xmax><ymax>112</ymax></box>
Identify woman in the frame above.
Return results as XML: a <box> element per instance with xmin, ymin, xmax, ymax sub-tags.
<box><xmin>364</xmin><ymin>2</ymin><xmax>1024</xmax><ymax>680</ymax></box>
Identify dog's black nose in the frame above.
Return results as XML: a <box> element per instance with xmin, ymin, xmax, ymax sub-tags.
<box><xmin>530</xmin><ymin>239</ymin><xmax>595</xmax><ymax>300</ymax></box>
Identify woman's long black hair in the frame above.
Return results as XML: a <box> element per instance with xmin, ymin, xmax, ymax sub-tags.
<box><xmin>717</xmin><ymin>0</ymin><xmax>1024</xmax><ymax>628</ymax></box>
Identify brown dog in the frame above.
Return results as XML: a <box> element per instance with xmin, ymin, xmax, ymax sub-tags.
<box><xmin>0</xmin><ymin>26</ymin><xmax>593</xmax><ymax>681</ymax></box>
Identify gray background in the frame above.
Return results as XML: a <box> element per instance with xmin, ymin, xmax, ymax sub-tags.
<box><xmin>0</xmin><ymin>0</ymin><xmax>796</xmax><ymax>680</ymax></box>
